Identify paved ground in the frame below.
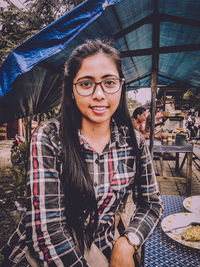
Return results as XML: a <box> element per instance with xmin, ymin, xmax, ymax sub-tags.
<box><xmin>0</xmin><ymin>140</ymin><xmax>12</xmax><ymax>169</ymax></box>
<box><xmin>154</xmin><ymin>152</ymin><xmax>200</xmax><ymax>197</ymax></box>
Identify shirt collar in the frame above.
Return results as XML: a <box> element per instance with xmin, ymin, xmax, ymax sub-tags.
<box><xmin>78</xmin><ymin>118</ymin><xmax>129</xmax><ymax>150</ymax></box>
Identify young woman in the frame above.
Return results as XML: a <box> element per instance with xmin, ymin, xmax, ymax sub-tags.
<box><xmin>2</xmin><ymin>40</ymin><xmax>163</xmax><ymax>267</ymax></box>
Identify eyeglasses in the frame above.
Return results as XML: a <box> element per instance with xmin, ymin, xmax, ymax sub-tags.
<box><xmin>73</xmin><ymin>78</ymin><xmax>125</xmax><ymax>96</ymax></box>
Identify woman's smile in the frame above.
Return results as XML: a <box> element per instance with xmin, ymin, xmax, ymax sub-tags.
<box><xmin>90</xmin><ymin>105</ymin><xmax>109</xmax><ymax>114</ymax></box>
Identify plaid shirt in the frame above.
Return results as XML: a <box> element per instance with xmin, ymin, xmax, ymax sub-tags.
<box><xmin>3</xmin><ymin>118</ymin><xmax>163</xmax><ymax>266</ymax></box>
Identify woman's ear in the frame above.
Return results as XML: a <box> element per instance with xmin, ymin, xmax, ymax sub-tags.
<box><xmin>72</xmin><ymin>93</ymin><xmax>75</xmax><ymax>99</ymax></box>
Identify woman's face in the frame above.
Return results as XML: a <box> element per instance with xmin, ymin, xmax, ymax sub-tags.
<box><xmin>73</xmin><ymin>52</ymin><xmax>123</xmax><ymax>127</ymax></box>
<box><xmin>138</xmin><ymin>111</ymin><xmax>146</xmax><ymax>122</ymax></box>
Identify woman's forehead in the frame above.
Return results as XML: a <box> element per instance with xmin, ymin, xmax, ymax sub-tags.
<box><xmin>74</xmin><ymin>53</ymin><xmax>119</xmax><ymax>80</ymax></box>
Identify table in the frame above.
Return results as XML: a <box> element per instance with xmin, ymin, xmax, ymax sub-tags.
<box><xmin>143</xmin><ymin>195</ymin><xmax>200</xmax><ymax>266</ymax></box>
<box><xmin>153</xmin><ymin>139</ymin><xmax>193</xmax><ymax>195</ymax></box>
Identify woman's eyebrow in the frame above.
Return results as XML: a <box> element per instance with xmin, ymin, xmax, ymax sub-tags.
<box><xmin>76</xmin><ymin>76</ymin><xmax>94</xmax><ymax>82</ymax></box>
<box><xmin>102</xmin><ymin>74</ymin><xmax>119</xmax><ymax>79</ymax></box>
<box><xmin>76</xmin><ymin>74</ymin><xmax>119</xmax><ymax>82</ymax></box>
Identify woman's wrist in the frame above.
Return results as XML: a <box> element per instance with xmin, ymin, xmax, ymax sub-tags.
<box><xmin>115</xmin><ymin>236</ymin><xmax>135</xmax><ymax>254</ymax></box>
<box><xmin>123</xmin><ymin>232</ymin><xmax>140</xmax><ymax>250</ymax></box>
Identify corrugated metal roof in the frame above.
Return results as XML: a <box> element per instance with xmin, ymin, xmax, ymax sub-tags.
<box><xmin>0</xmin><ymin>0</ymin><xmax>200</xmax><ymax>122</ymax></box>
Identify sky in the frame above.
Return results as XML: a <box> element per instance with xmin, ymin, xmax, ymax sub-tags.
<box><xmin>128</xmin><ymin>87</ymin><xmax>151</xmax><ymax>105</ymax></box>
<box><xmin>1</xmin><ymin>0</ymin><xmax>26</xmax><ymax>9</ymax></box>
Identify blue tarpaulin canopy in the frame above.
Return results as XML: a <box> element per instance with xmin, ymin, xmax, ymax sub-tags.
<box><xmin>0</xmin><ymin>0</ymin><xmax>200</xmax><ymax>123</ymax></box>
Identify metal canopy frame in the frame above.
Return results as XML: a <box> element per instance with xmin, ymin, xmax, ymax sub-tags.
<box><xmin>113</xmin><ymin>14</ymin><xmax>200</xmax><ymax>40</ymax></box>
<box><xmin>120</xmin><ymin>44</ymin><xmax>200</xmax><ymax>57</ymax></box>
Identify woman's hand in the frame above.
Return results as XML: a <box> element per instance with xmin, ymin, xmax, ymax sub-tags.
<box><xmin>110</xmin><ymin>236</ymin><xmax>135</xmax><ymax>267</ymax></box>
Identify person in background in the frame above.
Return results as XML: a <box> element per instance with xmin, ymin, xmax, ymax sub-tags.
<box><xmin>145</xmin><ymin>108</ymin><xmax>166</xmax><ymax>139</ymax></box>
<box><xmin>2</xmin><ymin>39</ymin><xmax>163</xmax><ymax>267</ymax></box>
<box><xmin>132</xmin><ymin>107</ymin><xmax>149</xmax><ymax>139</ymax></box>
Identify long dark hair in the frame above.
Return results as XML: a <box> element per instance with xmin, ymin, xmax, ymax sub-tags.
<box><xmin>60</xmin><ymin>39</ymin><xmax>139</xmax><ymax>252</ymax></box>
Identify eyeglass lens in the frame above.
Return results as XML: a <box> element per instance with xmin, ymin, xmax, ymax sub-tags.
<box><xmin>75</xmin><ymin>78</ymin><xmax>122</xmax><ymax>96</ymax></box>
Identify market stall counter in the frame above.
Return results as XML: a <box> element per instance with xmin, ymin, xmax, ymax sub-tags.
<box><xmin>152</xmin><ymin>137</ymin><xmax>193</xmax><ymax>195</ymax></box>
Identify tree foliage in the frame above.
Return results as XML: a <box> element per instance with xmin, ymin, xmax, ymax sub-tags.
<box><xmin>0</xmin><ymin>3</ymin><xmax>33</xmax><ymax>63</ymax></box>
<box><xmin>127</xmin><ymin>96</ymin><xmax>140</xmax><ymax>116</ymax></box>
<box><xmin>0</xmin><ymin>0</ymin><xmax>84</xmax><ymax>64</ymax></box>
<box><xmin>24</xmin><ymin>0</ymin><xmax>84</xmax><ymax>28</ymax></box>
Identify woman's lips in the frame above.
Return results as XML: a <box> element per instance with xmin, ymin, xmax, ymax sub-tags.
<box><xmin>90</xmin><ymin>106</ymin><xmax>108</xmax><ymax>114</ymax></box>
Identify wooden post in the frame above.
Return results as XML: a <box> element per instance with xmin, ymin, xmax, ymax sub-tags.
<box><xmin>23</xmin><ymin>115</ymin><xmax>32</xmax><ymax>143</ymax></box>
<box><xmin>186</xmin><ymin>152</ymin><xmax>192</xmax><ymax>195</ymax></box>
<box><xmin>150</xmin><ymin>0</ymin><xmax>160</xmax><ymax>156</ymax></box>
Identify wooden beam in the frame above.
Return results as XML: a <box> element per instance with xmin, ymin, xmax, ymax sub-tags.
<box><xmin>186</xmin><ymin>152</ymin><xmax>192</xmax><ymax>195</ymax></box>
<box><xmin>125</xmin><ymin>73</ymin><xmax>151</xmax><ymax>86</ymax></box>
<box><xmin>159</xmin><ymin>13</ymin><xmax>200</xmax><ymax>27</ymax></box>
<box><xmin>126</xmin><ymin>73</ymin><xmax>194</xmax><ymax>91</ymax></box>
<box><xmin>120</xmin><ymin>48</ymin><xmax>152</xmax><ymax>57</ymax></box>
<box><xmin>158</xmin><ymin>74</ymin><xmax>195</xmax><ymax>88</ymax></box>
<box><xmin>156</xmin><ymin>176</ymin><xmax>187</xmax><ymax>183</ymax></box>
<box><xmin>160</xmin><ymin>89</ymin><xmax>187</xmax><ymax>93</ymax></box>
<box><xmin>160</xmin><ymin>43</ymin><xmax>200</xmax><ymax>53</ymax></box>
<box><xmin>150</xmin><ymin>0</ymin><xmax>160</xmax><ymax>155</ymax></box>
<box><xmin>113</xmin><ymin>13</ymin><xmax>200</xmax><ymax>42</ymax></box>
<box><xmin>158</xmin><ymin>73</ymin><xmax>185</xmax><ymax>83</ymax></box>
<box><xmin>112</xmin><ymin>14</ymin><xmax>153</xmax><ymax>40</ymax></box>
<box><xmin>120</xmin><ymin>43</ymin><xmax>200</xmax><ymax>57</ymax></box>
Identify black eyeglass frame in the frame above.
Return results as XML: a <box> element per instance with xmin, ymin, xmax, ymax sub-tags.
<box><xmin>73</xmin><ymin>78</ymin><xmax>125</xmax><ymax>96</ymax></box>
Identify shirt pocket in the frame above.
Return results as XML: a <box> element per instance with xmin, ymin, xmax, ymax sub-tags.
<box><xmin>110</xmin><ymin>161</ymin><xmax>136</xmax><ymax>198</ymax></box>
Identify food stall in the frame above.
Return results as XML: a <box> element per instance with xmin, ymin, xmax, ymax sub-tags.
<box><xmin>153</xmin><ymin>85</ymin><xmax>195</xmax><ymax>195</ymax></box>
<box><xmin>157</xmin><ymin>85</ymin><xmax>190</xmax><ymax>130</ymax></box>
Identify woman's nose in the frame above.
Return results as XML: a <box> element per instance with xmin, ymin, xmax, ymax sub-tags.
<box><xmin>92</xmin><ymin>84</ymin><xmax>105</xmax><ymax>99</ymax></box>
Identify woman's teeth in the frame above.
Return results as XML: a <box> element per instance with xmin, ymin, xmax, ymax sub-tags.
<box><xmin>92</xmin><ymin>107</ymin><xmax>106</xmax><ymax>110</ymax></box>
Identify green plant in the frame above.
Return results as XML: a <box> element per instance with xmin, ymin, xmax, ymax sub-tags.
<box><xmin>10</xmin><ymin>142</ymin><xmax>28</xmax><ymax>202</ymax></box>
<box><xmin>33</xmin><ymin>104</ymin><xmax>61</xmax><ymax>124</ymax></box>
<box><xmin>0</xmin><ymin>142</ymin><xmax>28</xmax><ymax>263</ymax></box>
<box><xmin>127</xmin><ymin>97</ymin><xmax>140</xmax><ymax>116</ymax></box>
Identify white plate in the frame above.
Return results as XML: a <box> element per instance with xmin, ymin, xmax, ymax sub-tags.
<box><xmin>161</xmin><ymin>213</ymin><xmax>200</xmax><ymax>249</ymax></box>
<box><xmin>183</xmin><ymin>195</ymin><xmax>200</xmax><ymax>214</ymax></box>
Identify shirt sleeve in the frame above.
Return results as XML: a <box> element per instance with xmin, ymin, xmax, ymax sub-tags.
<box><xmin>126</xmin><ymin>132</ymin><xmax>163</xmax><ymax>247</ymax></box>
<box><xmin>26</xmin><ymin>122</ymin><xmax>89</xmax><ymax>267</ymax></box>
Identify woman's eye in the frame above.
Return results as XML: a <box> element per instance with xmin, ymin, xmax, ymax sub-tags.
<box><xmin>104</xmin><ymin>79</ymin><xmax>117</xmax><ymax>87</ymax></box>
<box><xmin>79</xmin><ymin>81</ymin><xmax>93</xmax><ymax>88</ymax></box>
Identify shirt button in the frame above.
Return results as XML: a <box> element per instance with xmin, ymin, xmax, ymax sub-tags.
<box><xmin>95</xmin><ymin>159</ymin><xmax>99</xmax><ymax>164</ymax></box>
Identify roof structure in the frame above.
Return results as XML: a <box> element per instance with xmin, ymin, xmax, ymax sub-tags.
<box><xmin>0</xmin><ymin>0</ymin><xmax>200</xmax><ymax>123</ymax></box>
